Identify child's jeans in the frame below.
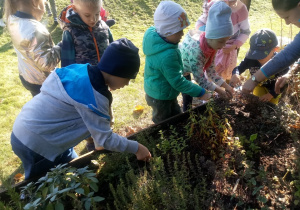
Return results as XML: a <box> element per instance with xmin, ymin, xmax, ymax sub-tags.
<box><xmin>11</xmin><ymin>132</ymin><xmax>78</xmax><ymax>180</ymax></box>
<box><xmin>145</xmin><ymin>94</ymin><xmax>182</xmax><ymax>124</ymax></box>
<box><xmin>181</xmin><ymin>74</ymin><xmax>193</xmax><ymax>112</ymax></box>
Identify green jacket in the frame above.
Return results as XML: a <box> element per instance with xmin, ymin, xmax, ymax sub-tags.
<box><xmin>143</xmin><ymin>27</ymin><xmax>205</xmax><ymax>100</ymax></box>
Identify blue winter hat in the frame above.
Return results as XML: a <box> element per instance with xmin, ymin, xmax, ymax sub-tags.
<box><xmin>205</xmin><ymin>1</ymin><xmax>233</xmax><ymax>39</ymax></box>
<box><xmin>97</xmin><ymin>38</ymin><xmax>140</xmax><ymax>79</ymax></box>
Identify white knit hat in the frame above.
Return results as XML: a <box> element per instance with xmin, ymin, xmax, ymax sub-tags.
<box><xmin>205</xmin><ymin>1</ymin><xmax>233</xmax><ymax>39</ymax></box>
<box><xmin>154</xmin><ymin>1</ymin><xmax>190</xmax><ymax>37</ymax></box>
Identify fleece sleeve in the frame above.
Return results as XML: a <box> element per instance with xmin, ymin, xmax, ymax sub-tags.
<box><xmin>160</xmin><ymin>51</ymin><xmax>205</xmax><ymax>97</ymax></box>
<box><xmin>261</xmin><ymin>32</ymin><xmax>300</xmax><ymax>77</ymax></box>
<box><xmin>76</xmin><ymin>103</ymin><xmax>138</xmax><ymax>154</ymax></box>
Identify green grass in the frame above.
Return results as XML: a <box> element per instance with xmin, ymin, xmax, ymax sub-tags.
<box><xmin>0</xmin><ymin>0</ymin><xmax>295</xmax><ymax>186</ymax></box>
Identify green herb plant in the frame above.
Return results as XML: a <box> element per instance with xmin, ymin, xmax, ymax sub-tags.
<box><xmin>185</xmin><ymin>101</ymin><xmax>231</xmax><ymax>160</ymax></box>
<box><xmin>20</xmin><ymin>164</ymin><xmax>104</xmax><ymax>210</ymax></box>
<box><xmin>157</xmin><ymin>125</ymin><xmax>188</xmax><ymax>155</ymax></box>
<box><xmin>240</xmin><ymin>134</ymin><xmax>261</xmax><ymax>159</ymax></box>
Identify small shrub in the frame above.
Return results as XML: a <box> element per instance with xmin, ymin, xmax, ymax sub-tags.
<box><xmin>20</xmin><ymin>164</ymin><xmax>104</xmax><ymax>210</ymax></box>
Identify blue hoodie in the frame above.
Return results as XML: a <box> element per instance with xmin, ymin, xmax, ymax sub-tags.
<box><xmin>13</xmin><ymin>64</ymin><xmax>138</xmax><ymax>161</ymax></box>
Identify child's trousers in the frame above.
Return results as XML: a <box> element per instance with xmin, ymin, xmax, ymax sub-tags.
<box><xmin>181</xmin><ymin>74</ymin><xmax>193</xmax><ymax>112</ymax></box>
<box><xmin>145</xmin><ymin>94</ymin><xmax>182</xmax><ymax>124</ymax></box>
<box><xmin>11</xmin><ymin>132</ymin><xmax>78</xmax><ymax>180</ymax></box>
<box><xmin>253</xmin><ymin>85</ymin><xmax>281</xmax><ymax>104</ymax></box>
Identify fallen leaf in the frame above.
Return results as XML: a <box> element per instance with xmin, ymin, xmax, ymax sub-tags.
<box><xmin>133</xmin><ymin>105</ymin><xmax>144</xmax><ymax>114</ymax></box>
<box><xmin>289</xmin><ymin>123</ymin><xmax>300</xmax><ymax>129</ymax></box>
<box><xmin>126</xmin><ymin>126</ymin><xmax>137</xmax><ymax>136</ymax></box>
<box><xmin>14</xmin><ymin>173</ymin><xmax>24</xmax><ymax>182</ymax></box>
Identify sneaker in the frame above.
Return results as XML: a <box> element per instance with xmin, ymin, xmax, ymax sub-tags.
<box><xmin>0</xmin><ymin>19</ymin><xmax>5</xmax><ymax>27</ymax></box>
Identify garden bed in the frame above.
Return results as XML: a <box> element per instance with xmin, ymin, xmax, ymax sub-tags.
<box><xmin>94</xmin><ymin>95</ymin><xmax>300</xmax><ymax>209</ymax></box>
<box><xmin>1</xmin><ymin>95</ymin><xmax>300</xmax><ymax>209</ymax></box>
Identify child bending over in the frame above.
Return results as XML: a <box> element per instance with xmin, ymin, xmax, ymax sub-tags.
<box><xmin>11</xmin><ymin>38</ymin><xmax>151</xmax><ymax>180</ymax></box>
<box><xmin>229</xmin><ymin>29</ymin><xmax>289</xmax><ymax>104</ymax></box>
<box><xmin>59</xmin><ymin>0</ymin><xmax>114</xmax><ymax>151</ymax></box>
<box><xmin>180</xmin><ymin>1</ymin><xmax>234</xmax><ymax>111</ymax></box>
<box><xmin>143</xmin><ymin>1</ymin><xmax>211</xmax><ymax>124</ymax></box>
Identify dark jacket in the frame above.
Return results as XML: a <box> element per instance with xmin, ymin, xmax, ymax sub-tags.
<box><xmin>59</xmin><ymin>5</ymin><xmax>113</xmax><ymax>67</ymax></box>
<box><xmin>232</xmin><ymin>52</ymin><xmax>289</xmax><ymax>97</ymax></box>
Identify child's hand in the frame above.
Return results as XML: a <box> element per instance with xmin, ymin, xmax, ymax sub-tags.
<box><xmin>136</xmin><ymin>143</ymin><xmax>152</xmax><ymax>162</ymax></box>
<box><xmin>215</xmin><ymin>87</ymin><xmax>230</xmax><ymax>99</ymax></box>
<box><xmin>275</xmin><ymin>74</ymin><xmax>290</xmax><ymax>94</ymax></box>
<box><xmin>259</xmin><ymin>93</ymin><xmax>273</xmax><ymax>102</ymax></box>
<box><xmin>197</xmin><ymin>92</ymin><xmax>212</xmax><ymax>101</ymax></box>
<box><xmin>229</xmin><ymin>74</ymin><xmax>241</xmax><ymax>87</ymax></box>
<box><xmin>221</xmin><ymin>82</ymin><xmax>235</xmax><ymax>98</ymax></box>
<box><xmin>242</xmin><ymin>79</ymin><xmax>257</xmax><ymax>94</ymax></box>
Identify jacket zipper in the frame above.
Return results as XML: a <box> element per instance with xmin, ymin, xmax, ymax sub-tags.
<box><xmin>88</xmin><ymin>27</ymin><xmax>100</xmax><ymax>62</ymax></box>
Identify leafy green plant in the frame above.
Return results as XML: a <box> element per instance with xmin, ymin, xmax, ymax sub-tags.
<box><xmin>240</xmin><ymin>134</ymin><xmax>261</xmax><ymax>158</ymax></box>
<box><xmin>20</xmin><ymin>164</ymin><xmax>104</xmax><ymax>210</ymax></box>
<box><xmin>108</xmin><ymin>152</ymin><xmax>214</xmax><ymax>210</ymax></box>
<box><xmin>185</xmin><ymin>101</ymin><xmax>231</xmax><ymax>160</ymax></box>
<box><xmin>157</xmin><ymin>125</ymin><xmax>188</xmax><ymax>155</ymax></box>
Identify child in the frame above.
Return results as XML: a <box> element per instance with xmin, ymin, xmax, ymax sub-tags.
<box><xmin>60</xmin><ymin>0</ymin><xmax>115</xmax><ymax>151</ymax></box>
<box><xmin>69</xmin><ymin>0</ymin><xmax>115</xmax><ymax>26</ymax></box>
<box><xmin>11</xmin><ymin>38</ymin><xmax>152</xmax><ymax>180</ymax></box>
<box><xmin>4</xmin><ymin>0</ymin><xmax>61</xmax><ymax>96</ymax></box>
<box><xmin>229</xmin><ymin>29</ymin><xmax>290</xmax><ymax>104</ymax></box>
<box><xmin>143</xmin><ymin>1</ymin><xmax>211</xmax><ymax>124</ymax></box>
<box><xmin>195</xmin><ymin>0</ymin><xmax>250</xmax><ymax>80</ymax></box>
<box><xmin>180</xmin><ymin>1</ymin><xmax>234</xmax><ymax>111</ymax></box>
<box><xmin>59</xmin><ymin>0</ymin><xmax>113</xmax><ymax>67</ymax></box>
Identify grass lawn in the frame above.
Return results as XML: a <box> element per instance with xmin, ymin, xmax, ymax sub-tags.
<box><xmin>0</xmin><ymin>0</ymin><xmax>294</xmax><ymax>186</ymax></box>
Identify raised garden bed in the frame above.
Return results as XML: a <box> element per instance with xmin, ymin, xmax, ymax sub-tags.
<box><xmin>1</xmin><ymin>96</ymin><xmax>300</xmax><ymax>209</ymax></box>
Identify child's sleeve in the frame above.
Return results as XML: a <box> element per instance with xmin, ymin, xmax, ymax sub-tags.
<box><xmin>75</xmin><ymin>96</ymin><xmax>139</xmax><ymax>155</ymax></box>
<box><xmin>108</xmin><ymin>29</ymin><xmax>113</xmax><ymax>43</ymax></box>
<box><xmin>61</xmin><ymin>30</ymin><xmax>76</xmax><ymax>67</ymax></box>
<box><xmin>232</xmin><ymin>5</ymin><xmax>251</xmax><ymax>48</ymax></box>
<box><xmin>190</xmin><ymin>52</ymin><xmax>223</xmax><ymax>91</ymax></box>
<box><xmin>161</xmin><ymin>52</ymin><xmax>205</xmax><ymax>97</ymax></box>
<box><xmin>262</xmin><ymin>80</ymin><xmax>279</xmax><ymax>98</ymax></box>
<box><xmin>27</xmin><ymin>30</ymin><xmax>61</xmax><ymax>72</ymax></box>
<box><xmin>232</xmin><ymin>58</ymin><xmax>250</xmax><ymax>75</ymax></box>
<box><xmin>195</xmin><ymin>1</ymin><xmax>213</xmax><ymax>30</ymax></box>
<box><xmin>204</xmin><ymin>64</ymin><xmax>225</xmax><ymax>90</ymax></box>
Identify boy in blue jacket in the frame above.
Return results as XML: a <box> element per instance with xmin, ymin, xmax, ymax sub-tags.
<box><xmin>11</xmin><ymin>38</ymin><xmax>151</xmax><ymax>180</ymax></box>
<box><xmin>143</xmin><ymin>1</ymin><xmax>211</xmax><ymax>124</ymax></box>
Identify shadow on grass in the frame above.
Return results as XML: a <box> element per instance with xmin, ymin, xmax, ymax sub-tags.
<box><xmin>0</xmin><ymin>41</ymin><xmax>13</xmax><ymax>53</ymax></box>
